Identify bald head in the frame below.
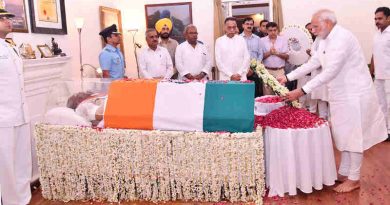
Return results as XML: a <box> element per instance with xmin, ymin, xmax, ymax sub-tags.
<box><xmin>311</xmin><ymin>9</ymin><xmax>337</xmax><ymax>39</ymax></box>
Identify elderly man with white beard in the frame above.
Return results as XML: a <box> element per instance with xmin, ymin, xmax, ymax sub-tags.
<box><xmin>277</xmin><ymin>9</ymin><xmax>387</xmax><ymax>193</ymax></box>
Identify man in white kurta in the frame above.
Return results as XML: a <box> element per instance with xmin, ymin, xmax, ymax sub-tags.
<box><xmin>371</xmin><ymin>7</ymin><xmax>390</xmax><ymax>139</ymax></box>
<box><xmin>278</xmin><ymin>9</ymin><xmax>387</xmax><ymax>193</ymax></box>
<box><xmin>175</xmin><ymin>25</ymin><xmax>211</xmax><ymax>80</ymax></box>
<box><xmin>0</xmin><ymin>8</ymin><xmax>32</xmax><ymax>205</ymax></box>
<box><xmin>215</xmin><ymin>17</ymin><xmax>250</xmax><ymax>81</ymax></box>
<box><xmin>138</xmin><ymin>29</ymin><xmax>174</xmax><ymax>79</ymax></box>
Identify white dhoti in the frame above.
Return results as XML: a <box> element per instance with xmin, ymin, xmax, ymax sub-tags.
<box><xmin>0</xmin><ymin>123</ymin><xmax>32</xmax><ymax>205</ymax></box>
<box><xmin>374</xmin><ymin>79</ymin><xmax>390</xmax><ymax>134</ymax></box>
<box><xmin>329</xmin><ymin>87</ymin><xmax>387</xmax><ymax>153</ymax></box>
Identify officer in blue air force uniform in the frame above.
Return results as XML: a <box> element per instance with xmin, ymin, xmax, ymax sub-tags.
<box><xmin>98</xmin><ymin>24</ymin><xmax>125</xmax><ymax>79</ymax></box>
<box><xmin>0</xmin><ymin>6</ymin><xmax>32</xmax><ymax>205</ymax></box>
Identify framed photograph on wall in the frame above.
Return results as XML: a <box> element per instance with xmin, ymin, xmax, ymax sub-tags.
<box><xmin>28</xmin><ymin>0</ymin><xmax>67</xmax><ymax>35</ymax></box>
<box><xmin>4</xmin><ymin>0</ymin><xmax>28</xmax><ymax>33</ymax></box>
<box><xmin>99</xmin><ymin>6</ymin><xmax>125</xmax><ymax>59</ymax></box>
<box><xmin>145</xmin><ymin>2</ymin><xmax>192</xmax><ymax>43</ymax></box>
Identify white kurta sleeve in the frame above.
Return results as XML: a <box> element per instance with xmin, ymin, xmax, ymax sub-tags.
<box><xmin>302</xmin><ymin>37</ymin><xmax>350</xmax><ymax>93</ymax></box>
<box><xmin>175</xmin><ymin>45</ymin><xmax>188</xmax><ymax>76</ymax></box>
<box><xmin>287</xmin><ymin>52</ymin><xmax>322</xmax><ymax>81</ymax></box>
<box><xmin>164</xmin><ymin>49</ymin><xmax>174</xmax><ymax>79</ymax></box>
<box><xmin>239</xmin><ymin>40</ymin><xmax>251</xmax><ymax>77</ymax></box>
<box><xmin>138</xmin><ymin>50</ymin><xmax>153</xmax><ymax>79</ymax></box>
<box><xmin>201</xmin><ymin>45</ymin><xmax>212</xmax><ymax>75</ymax></box>
<box><xmin>215</xmin><ymin>38</ymin><xmax>233</xmax><ymax>77</ymax></box>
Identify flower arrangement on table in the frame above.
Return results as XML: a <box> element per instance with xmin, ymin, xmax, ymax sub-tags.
<box><xmin>253</xmin><ymin>61</ymin><xmax>301</xmax><ymax>108</ymax></box>
<box><xmin>257</xmin><ymin>105</ymin><xmax>327</xmax><ymax>129</ymax></box>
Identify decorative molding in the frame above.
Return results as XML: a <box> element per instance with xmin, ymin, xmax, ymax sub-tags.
<box><xmin>23</xmin><ymin>56</ymin><xmax>71</xmax><ymax>68</ymax></box>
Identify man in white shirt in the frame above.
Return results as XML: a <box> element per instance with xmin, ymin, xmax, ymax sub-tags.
<box><xmin>278</xmin><ymin>9</ymin><xmax>387</xmax><ymax>193</ymax></box>
<box><xmin>0</xmin><ymin>7</ymin><xmax>32</xmax><ymax>205</ymax></box>
<box><xmin>371</xmin><ymin>7</ymin><xmax>390</xmax><ymax>140</ymax></box>
<box><xmin>175</xmin><ymin>24</ymin><xmax>211</xmax><ymax>80</ymax></box>
<box><xmin>138</xmin><ymin>29</ymin><xmax>174</xmax><ymax>79</ymax></box>
<box><xmin>261</xmin><ymin>22</ymin><xmax>289</xmax><ymax>95</ymax></box>
<box><xmin>215</xmin><ymin>17</ymin><xmax>250</xmax><ymax>81</ymax></box>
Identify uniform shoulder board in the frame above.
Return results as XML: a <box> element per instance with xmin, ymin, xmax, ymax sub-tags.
<box><xmin>197</xmin><ymin>40</ymin><xmax>204</xmax><ymax>45</ymax></box>
<box><xmin>104</xmin><ymin>48</ymin><xmax>113</xmax><ymax>52</ymax></box>
<box><xmin>5</xmin><ymin>39</ymin><xmax>16</xmax><ymax>47</ymax></box>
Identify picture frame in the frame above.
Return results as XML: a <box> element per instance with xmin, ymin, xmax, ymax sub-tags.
<box><xmin>99</xmin><ymin>6</ymin><xmax>125</xmax><ymax>58</ymax></box>
<box><xmin>28</xmin><ymin>0</ymin><xmax>67</xmax><ymax>35</ymax></box>
<box><xmin>4</xmin><ymin>0</ymin><xmax>29</xmax><ymax>33</ymax></box>
<box><xmin>37</xmin><ymin>44</ymin><xmax>54</xmax><ymax>58</ymax></box>
<box><xmin>145</xmin><ymin>2</ymin><xmax>193</xmax><ymax>43</ymax></box>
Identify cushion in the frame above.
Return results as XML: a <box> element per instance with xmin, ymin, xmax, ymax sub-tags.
<box><xmin>44</xmin><ymin>107</ymin><xmax>91</xmax><ymax>126</ymax></box>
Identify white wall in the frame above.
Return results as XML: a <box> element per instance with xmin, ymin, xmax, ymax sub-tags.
<box><xmin>108</xmin><ymin>0</ymin><xmax>216</xmax><ymax>78</ymax></box>
<box><xmin>114</xmin><ymin>0</ymin><xmax>146</xmax><ymax>78</ymax></box>
<box><xmin>8</xmin><ymin>0</ymin><xmax>214</xmax><ymax>79</ymax></box>
<box><xmin>281</xmin><ymin>0</ymin><xmax>390</xmax><ymax>63</ymax></box>
<box><xmin>8</xmin><ymin>0</ymin><xmax>120</xmax><ymax>79</ymax></box>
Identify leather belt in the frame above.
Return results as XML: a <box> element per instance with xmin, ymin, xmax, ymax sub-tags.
<box><xmin>265</xmin><ymin>66</ymin><xmax>285</xmax><ymax>71</ymax></box>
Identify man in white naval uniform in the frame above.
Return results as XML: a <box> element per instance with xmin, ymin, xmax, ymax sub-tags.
<box><xmin>278</xmin><ymin>9</ymin><xmax>387</xmax><ymax>193</ymax></box>
<box><xmin>0</xmin><ymin>7</ymin><xmax>32</xmax><ymax>205</ymax></box>
<box><xmin>215</xmin><ymin>17</ymin><xmax>250</xmax><ymax>81</ymax></box>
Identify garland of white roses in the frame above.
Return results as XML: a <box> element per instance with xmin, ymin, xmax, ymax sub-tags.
<box><xmin>35</xmin><ymin>124</ymin><xmax>265</xmax><ymax>205</ymax></box>
<box><xmin>252</xmin><ymin>60</ymin><xmax>301</xmax><ymax>108</ymax></box>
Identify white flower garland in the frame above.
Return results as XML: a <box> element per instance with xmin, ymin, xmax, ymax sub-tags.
<box><xmin>35</xmin><ymin>124</ymin><xmax>265</xmax><ymax>204</ymax></box>
<box><xmin>254</xmin><ymin>62</ymin><xmax>301</xmax><ymax>108</ymax></box>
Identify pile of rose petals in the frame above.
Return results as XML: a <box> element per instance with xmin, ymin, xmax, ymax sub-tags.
<box><xmin>256</xmin><ymin>96</ymin><xmax>283</xmax><ymax>103</ymax></box>
<box><xmin>256</xmin><ymin>105</ymin><xmax>327</xmax><ymax>129</ymax></box>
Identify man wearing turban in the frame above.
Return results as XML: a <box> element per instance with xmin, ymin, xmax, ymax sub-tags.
<box><xmin>155</xmin><ymin>18</ymin><xmax>179</xmax><ymax>78</ymax></box>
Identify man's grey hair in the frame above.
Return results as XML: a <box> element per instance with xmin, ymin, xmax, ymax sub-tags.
<box><xmin>145</xmin><ymin>28</ymin><xmax>157</xmax><ymax>37</ymax></box>
<box><xmin>314</xmin><ymin>9</ymin><xmax>337</xmax><ymax>24</ymax></box>
<box><xmin>183</xmin><ymin>24</ymin><xmax>197</xmax><ymax>34</ymax></box>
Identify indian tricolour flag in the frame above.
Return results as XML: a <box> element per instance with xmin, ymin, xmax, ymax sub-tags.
<box><xmin>104</xmin><ymin>80</ymin><xmax>254</xmax><ymax>132</ymax></box>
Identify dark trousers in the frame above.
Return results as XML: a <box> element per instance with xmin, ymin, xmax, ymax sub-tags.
<box><xmin>286</xmin><ymin>80</ymin><xmax>297</xmax><ymax>91</ymax></box>
<box><xmin>247</xmin><ymin>72</ymin><xmax>263</xmax><ymax>97</ymax></box>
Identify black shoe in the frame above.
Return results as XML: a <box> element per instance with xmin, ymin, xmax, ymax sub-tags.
<box><xmin>387</xmin><ymin>134</ymin><xmax>390</xmax><ymax>141</ymax></box>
